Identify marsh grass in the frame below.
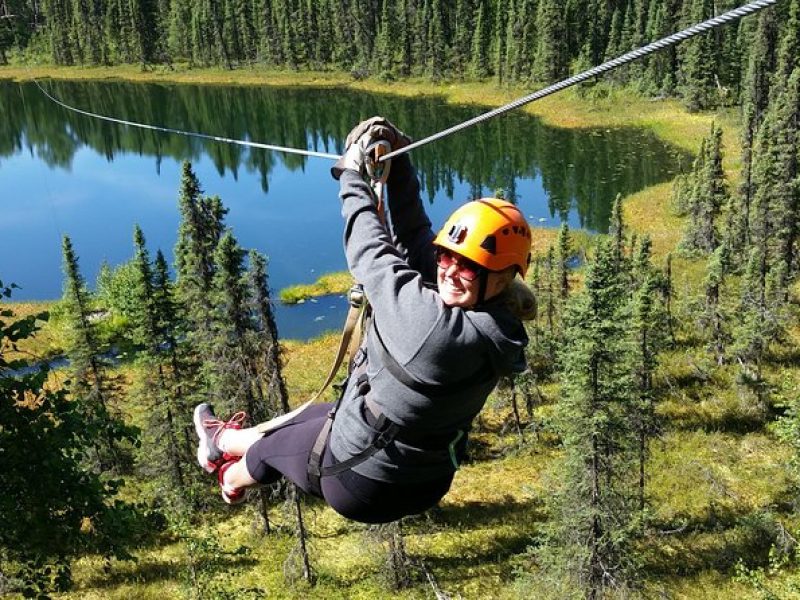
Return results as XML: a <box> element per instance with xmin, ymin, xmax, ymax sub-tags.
<box><xmin>0</xmin><ymin>300</ymin><xmax>63</xmax><ymax>361</ymax></box>
<box><xmin>279</xmin><ymin>272</ymin><xmax>353</xmax><ymax>305</ymax></box>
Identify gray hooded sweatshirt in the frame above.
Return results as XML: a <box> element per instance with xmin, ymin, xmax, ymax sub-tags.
<box><xmin>328</xmin><ymin>156</ymin><xmax>528</xmax><ymax>484</ymax></box>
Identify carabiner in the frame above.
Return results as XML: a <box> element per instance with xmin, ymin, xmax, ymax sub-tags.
<box><xmin>365</xmin><ymin>140</ymin><xmax>392</xmax><ymax>184</ymax></box>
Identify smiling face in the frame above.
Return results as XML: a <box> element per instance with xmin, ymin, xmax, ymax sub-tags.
<box><xmin>435</xmin><ymin>248</ymin><xmax>515</xmax><ymax>308</ymax></box>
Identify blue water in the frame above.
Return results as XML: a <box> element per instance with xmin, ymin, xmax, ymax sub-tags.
<box><xmin>0</xmin><ymin>80</ymin><xmax>688</xmax><ymax>339</ymax></box>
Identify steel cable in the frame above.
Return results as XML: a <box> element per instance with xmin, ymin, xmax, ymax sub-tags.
<box><xmin>33</xmin><ymin>80</ymin><xmax>340</xmax><ymax>160</ymax></box>
<box><xmin>380</xmin><ymin>0</ymin><xmax>779</xmax><ymax>161</ymax></box>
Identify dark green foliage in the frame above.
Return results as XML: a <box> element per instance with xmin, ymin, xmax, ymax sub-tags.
<box><xmin>0</xmin><ymin>0</ymin><xmax>34</xmax><ymax>64</ymax></box>
<box><xmin>130</xmin><ymin>225</ymin><xmax>192</xmax><ymax>503</ymax></box>
<box><xmin>0</xmin><ymin>0</ymin><xmax>778</xmax><ymax>105</ymax></box>
<box><xmin>679</xmin><ymin>0</ymin><xmax>718</xmax><ymax>111</ymax></box>
<box><xmin>206</xmin><ymin>230</ymin><xmax>260</xmax><ymax>417</ymax></box>
<box><xmin>61</xmin><ymin>235</ymin><xmax>137</xmax><ymax>473</ymax></box>
<box><xmin>608</xmin><ymin>193</ymin><xmax>627</xmax><ymax>273</ymax></box>
<box><xmin>630</xmin><ymin>234</ymin><xmax>666</xmax><ymax>510</ymax></box>
<box><xmin>730</xmin><ymin>9</ymin><xmax>779</xmax><ymax>259</ymax></box>
<box><xmin>701</xmin><ymin>245</ymin><xmax>729</xmax><ymax>365</ymax></box>
<box><xmin>556</xmin><ymin>222</ymin><xmax>571</xmax><ymax>301</ymax></box>
<box><xmin>536</xmin><ymin>239</ymin><xmax>642</xmax><ymax>597</ymax></box>
<box><xmin>531</xmin><ymin>0</ymin><xmax>567</xmax><ymax>83</ymax></box>
<box><xmin>681</xmin><ymin>123</ymin><xmax>729</xmax><ymax>255</ymax></box>
<box><xmin>248</xmin><ymin>250</ymin><xmax>289</xmax><ymax>415</ymax></box>
<box><xmin>0</xmin><ymin>282</ymin><xmax>144</xmax><ymax>595</ymax></box>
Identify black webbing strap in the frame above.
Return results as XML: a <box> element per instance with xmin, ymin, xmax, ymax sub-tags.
<box><xmin>371</xmin><ymin>319</ymin><xmax>494</xmax><ymax>397</ymax></box>
<box><xmin>307</xmin><ymin>374</ymin><xmax>400</xmax><ymax>496</ymax></box>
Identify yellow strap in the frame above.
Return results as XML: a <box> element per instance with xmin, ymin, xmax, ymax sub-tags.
<box><xmin>253</xmin><ymin>295</ymin><xmax>364</xmax><ymax>435</ymax></box>
<box><xmin>309</xmin><ymin>293</ymin><xmax>365</xmax><ymax>403</ymax></box>
<box><xmin>255</xmin><ymin>171</ymin><xmax>387</xmax><ymax>434</ymax></box>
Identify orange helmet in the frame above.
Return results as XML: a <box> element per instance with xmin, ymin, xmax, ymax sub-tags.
<box><xmin>434</xmin><ymin>198</ymin><xmax>531</xmax><ymax>277</ymax></box>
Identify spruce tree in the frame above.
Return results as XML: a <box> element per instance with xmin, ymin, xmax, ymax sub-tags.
<box><xmin>468</xmin><ymin>0</ymin><xmax>489</xmax><ymax>79</ymax></box>
<box><xmin>206</xmin><ymin>230</ymin><xmax>258</xmax><ymax>417</ymax></box>
<box><xmin>152</xmin><ymin>247</ymin><xmax>195</xmax><ymax>459</ymax></box>
<box><xmin>732</xmin><ymin>248</ymin><xmax>772</xmax><ymax>400</ymax></box>
<box><xmin>679</xmin><ymin>0</ymin><xmax>717</xmax><ymax>111</ymax></box>
<box><xmin>247</xmin><ymin>250</ymin><xmax>313</xmax><ymax>571</ymax></box>
<box><xmin>556</xmin><ymin>222</ymin><xmax>571</xmax><ymax>300</ymax></box>
<box><xmin>702</xmin><ymin>245</ymin><xmax>729</xmax><ymax>365</ymax></box>
<box><xmin>731</xmin><ymin>8</ymin><xmax>779</xmax><ymax>256</ymax></box>
<box><xmin>131</xmin><ymin>225</ymin><xmax>188</xmax><ymax>498</ymax></box>
<box><xmin>536</xmin><ymin>239</ymin><xmax>640</xmax><ymax>598</ymax></box>
<box><xmin>630</xmin><ymin>237</ymin><xmax>664</xmax><ymax>511</ymax></box>
<box><xmin>174</xmin><ymin>162</ymin><xmax>227</xmax><ymax>398</ymax></box>
<box><xmin>531</xmin><ymin>0</ymin><xmax>567</xmax><ymax>83</ymax></box>
<box><xmin>609</xmin><ymin>193</ymin><xmax>626</xmax><ymax>272</ymax></box>
<box><xmin>768</xmin><ymin>68</ymin><xmax>800</xmax><ymax>285</ymax></box>
<box><xmin>683</xmin><ymin>124</ymin><xmax>728</xmax><ymax>255</ymax></box>
<box><xmin>61</xmin><ymin>235</ymin><xmax>134</xmax><ymax>473</ymax></box>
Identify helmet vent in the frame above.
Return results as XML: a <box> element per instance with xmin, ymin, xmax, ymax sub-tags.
<box><xmin>448</xmin><ymin>224</ymin><xmax>468</xmax><ymax>244</ymax></box>
<box><xmin>480</xmin><ymin>235</ymin><xmax>497</xmax><ymax>254</ymax></box>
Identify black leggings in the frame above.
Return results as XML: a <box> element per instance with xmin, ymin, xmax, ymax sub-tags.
<box><xmin>244</xmin><ymin>403</ymin><xmax>453</xmax><ymax>523</ymax></box>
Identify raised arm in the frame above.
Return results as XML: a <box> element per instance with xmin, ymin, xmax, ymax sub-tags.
<box><xmin>385</xmin><ymin>154</ymin><xmax>437</xmax><ymax>283</ymax></box>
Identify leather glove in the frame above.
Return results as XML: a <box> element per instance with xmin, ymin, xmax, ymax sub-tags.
<box><xmin>331</xmin><ymin>116</ymin><xmax>411</xmax><ymax>180</ymax></box>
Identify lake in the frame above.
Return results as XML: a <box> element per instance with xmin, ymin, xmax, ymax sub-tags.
<box><xmin>0</xmin><ymin>79</ymin><xmax>689</xmax><ymax>339</ymax></box>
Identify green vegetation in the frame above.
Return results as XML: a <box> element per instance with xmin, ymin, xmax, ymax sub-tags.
<box><xmin>279</xmin><ymin>272</ymin><xmax>353</xmax><ymax>305</ymax></box>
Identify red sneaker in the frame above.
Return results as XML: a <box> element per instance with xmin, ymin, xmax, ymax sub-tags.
<box><xmin>193</xmin><ymin>403</ymin><xmax>247</xmax><ymax>474</ymax></box>
<box><xmin>218</xmin><ymin>459</ymin><xmax>246</xmax><ymax>505</ymax></box>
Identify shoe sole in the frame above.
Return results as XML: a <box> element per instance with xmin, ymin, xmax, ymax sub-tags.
<box><xmin>194</xmin><ymin>403</ymin><xmax>221</xmax><ymax>474</ymax></box>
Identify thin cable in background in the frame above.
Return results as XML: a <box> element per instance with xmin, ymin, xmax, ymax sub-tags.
<box><xmin>33</xmin><ymin>80</ymin><xmax>340</xmax><ymax>161</ymax></box>
<box><xmin>34</xmin><ymin>0</ymin><xmax>778</xmax><ymax>163</ymax></box>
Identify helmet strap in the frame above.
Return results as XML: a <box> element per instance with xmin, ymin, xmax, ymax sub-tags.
<box><xmin>476</xmin><ymin>270</ymin><xmax>490</xmax><ymax>306</ymax></box>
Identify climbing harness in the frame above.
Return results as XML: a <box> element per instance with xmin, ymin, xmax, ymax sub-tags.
<box><xmin>33</xmin><ymin>0</ymin><xmax>778</xmax><ymax>164</ymax></box>
<box><xmin>305</xmin><ymin>142</ymin><xmax>478</xmax><ymax>494</ymax></box>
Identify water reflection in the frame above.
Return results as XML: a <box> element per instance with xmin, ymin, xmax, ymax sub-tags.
<box><xmin>0</xmin><ymin>80</ymin><xmax>689</xmax><ymax>338</ymax></box>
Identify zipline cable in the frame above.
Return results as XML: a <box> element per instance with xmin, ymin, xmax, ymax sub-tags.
<box><xmin>380</xmin><ymin>0</ymin><xmax>779</xmax><ymax>162</ymax></box>
<box><xmin>34</xmin><ymin>0</ymin><xmax>778</xmax><ymax>162</ymax></box>
<box><xmin>33</xmin><ymin>80</ymin><xmax>340</xmax><ymax>160</ymax></box>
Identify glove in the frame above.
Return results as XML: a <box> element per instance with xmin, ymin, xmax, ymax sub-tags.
<box><xmin>331</xmin><ymin>116</ymin><xmax>411</xmax><ymax>181</ymax></box>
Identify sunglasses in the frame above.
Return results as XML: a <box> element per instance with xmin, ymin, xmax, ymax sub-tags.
<box><xmin>435</xmin><ymin>247</ymin><xmax>484</xmax><ymax>281</ymax></box>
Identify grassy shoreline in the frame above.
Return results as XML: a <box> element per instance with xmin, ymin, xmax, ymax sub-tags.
<box><xmin>0</xmin><ymin>63</ymin><xmax>726</xmax><ymax>152</ymax></box>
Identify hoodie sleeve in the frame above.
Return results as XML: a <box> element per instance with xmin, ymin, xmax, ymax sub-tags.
<box><xmin>339</xmin><ymin>169</ymin><xmax>452</xmax><ymax>367</ymax></box>
<box><xmin>385</xmin><ymin>155</ymin><xmax>437</xmax><ymax>283</ymax></box>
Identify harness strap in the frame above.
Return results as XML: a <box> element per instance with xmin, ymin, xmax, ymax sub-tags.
<box><xmin>306</xmin><ymin>284</ymin><xmax>366</xmax><ymax>404</ymax></box>
<box><xmin>371</xmin><ymin>319</ymin><xmax>494</xmax><ymax>396</ymax></box>
<box><xmin>307</xmin><ymin>374</ymin><xmax>401</xmax><ymax>496</ymax></box>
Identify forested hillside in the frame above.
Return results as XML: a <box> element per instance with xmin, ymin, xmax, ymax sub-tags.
<box><xmin>2</xmin><ymin>0</ymin><xmax>800</xmax><ymax>599</ymax></box>
<box><xmin>0</xmin><ymin>0</ymin><xmax>792</xmax><ymax>111</ymax></box>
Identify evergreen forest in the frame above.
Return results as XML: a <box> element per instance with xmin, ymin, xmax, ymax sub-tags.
<box><xmin>2</xmin><ymin>0</ymin><xmax>800</xmax><ymax>598</ymax></box>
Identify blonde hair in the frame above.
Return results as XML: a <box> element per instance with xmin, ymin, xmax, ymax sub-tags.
<box><xmin>502</xmin><ymin>277</ymin><xmax>537</xmax><ymax>321</ymax></box>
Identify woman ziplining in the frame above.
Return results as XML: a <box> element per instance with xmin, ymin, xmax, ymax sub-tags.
<box><xmin>24</xmin><ymin>0</ymin><xmax>774</xmax><ymax>523</ymax></box>
<box><xmin>192</xmin><ymin>117</ymin><xmax>537</xmax><ymax>523</ymax></box>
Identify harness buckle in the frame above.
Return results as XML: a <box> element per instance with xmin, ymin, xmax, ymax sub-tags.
<box><xmin>373</xmin><ymin>423</ymin><xmax>399</xmax><ymax>450</ymax></box>
<box><xmin>348</xmin><ymin>283</ymin><xmax>365</xmax><ymax>308</ymax></box>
